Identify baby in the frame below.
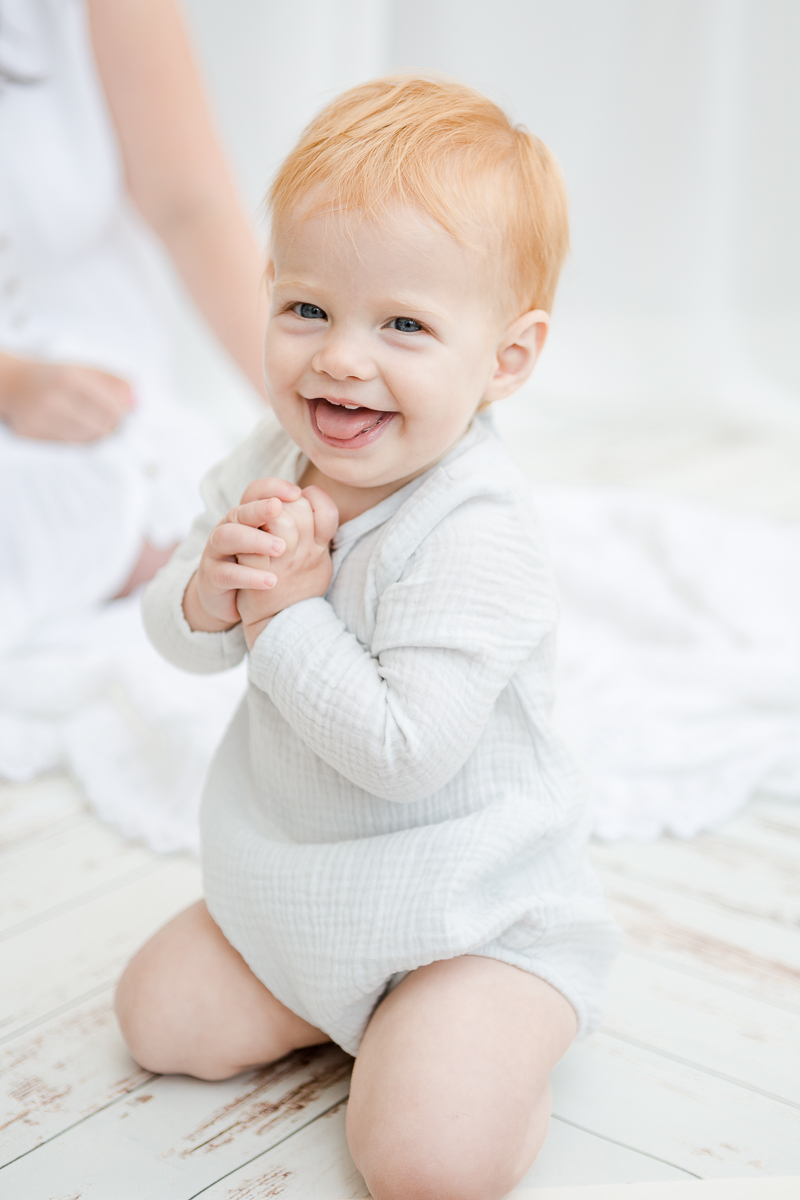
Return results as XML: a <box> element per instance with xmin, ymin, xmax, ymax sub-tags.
<box><xmin>116</xmin><ymin>75</ymin><xmax>618</xmax><ymax>1200</ymax></box>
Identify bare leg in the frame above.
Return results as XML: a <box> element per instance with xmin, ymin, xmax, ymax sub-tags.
<box><xmin>115</xmin><ymin>901</ymin><xmax>328</xmax><ymax>1080</ymax></box>
<box><xmin>114</xmin><ymin>540</ymin><xmax>177</xmax><ymax>598</ymax></box>
<box><xmin>346</xmin><ymin>956</ymin><xmax>577</xmax><ymax>1200</ymax></box>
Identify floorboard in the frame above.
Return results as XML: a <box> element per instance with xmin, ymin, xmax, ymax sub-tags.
<box><xmin>0</xmin><ymin>860</ymin><xmax>202</xmax><ymax>1042</ymax></box>
<box><xmin>192</xmin><ymin>1103</ymin><xmax>697</xmax><ymax>1200</ymax></box>
<box><xmin>603</xmin><ymin>953</ymin><xmax>800</xmax><ymax>1106</ymax></box>
<box><xmin>1</xmin><ymin>768</ymin><xmax>799</xmax><ymax>1196</ymax></box>
<box><xmin>592</xmin><ymin>816</ymin><xmax>800</xmax><ymax>928</ymax></box>
<box><xmin>0</xmin><ymin>1044</ymin><xmax>352</xmax><ymax>1200</ymax></box>
<box><xmin>0</xmin><ymin>991</ymin><xmax>151</xmax><ymax>1163</ymax></box>
<box><xmin>599</xmin><ymin>871</ymin><xmax>800</xmax><ymax>1010</ymax></box>
<box><xmin>0</xmin><ymin>817</ymin><xmax>163</xmax><ymax>940</ymax></box>
<box><xmin>550</xmin><ymin>1034</ymin><xmax>800</xmax><ymax>1178</ymax></box>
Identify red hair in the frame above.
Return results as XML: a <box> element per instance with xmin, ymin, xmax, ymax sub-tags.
<box><xmin>268</xmin><ymin>74</ymin><xmax>569</xmax><ymax>314</ymax></box>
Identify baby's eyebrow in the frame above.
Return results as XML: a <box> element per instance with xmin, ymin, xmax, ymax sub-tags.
<box><xmin>384</xmin><ymin>298</ymin><xmax>442</xmax><ymax>318</ymax></box>
<box><xmin>272</xmin><ymin>279</ymin><xmax>446</xmax><ymax>323</ymax></box>
<box><xmin>272</xmin><ymin>279</ymin><xmax>320</xmax><ymax>293</ymax></box>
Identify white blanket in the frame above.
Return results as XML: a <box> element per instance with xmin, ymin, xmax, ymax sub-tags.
<box><xmin>540</xmin><ymin>488</ymin><xmax>800</xmax><ymax>840</ymax></box>
<box><xmin>1</xmin><ymin>486</ymin><xmax>798</xmax><ymax>850</ymax></box>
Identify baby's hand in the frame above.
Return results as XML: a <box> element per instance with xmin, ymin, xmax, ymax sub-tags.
<box><xmin>236</xmin><ymin>484</ymin><xmax>339</xmax><ymax>649</ymax></box>
<box><xmin>182</xmin><ymin>478</ymin><xmax>302</xmax><ymax>633</ymax></box>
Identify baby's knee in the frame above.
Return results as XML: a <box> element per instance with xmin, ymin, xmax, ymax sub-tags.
<box><xmin>114</xmin><ymin>948</ymin><xmax>188</xmax><ymax>1075</ymax></box>
<box><xmin>351</xmin><ymin>1118</ymin><xmax>523</xmax><ymax>1200</ymax></box>
<box><xmin>114</xmin><ymin>942</ymin><xmax>234</xmax><ymax>1081</ymax></box>
<box><xmin>359</xmin><ymin>1151</ymin><xmax>519</xmax><ymax>1200</ymax></box>
<box><xmin>114</xmin><ymin>949</ymin><xmax>169</xmax><ymax>1073</ymax></box>
<box><xmin>349</xmin><ymin>1090</ymin><xmax>550</xmax><ymax>1200</ymax></box>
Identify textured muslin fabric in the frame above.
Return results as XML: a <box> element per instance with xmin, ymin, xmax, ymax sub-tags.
<box><xmin>143</xmin><ymin>411</ymin><xmax>619</xmax><ymax>1054</ymax></box>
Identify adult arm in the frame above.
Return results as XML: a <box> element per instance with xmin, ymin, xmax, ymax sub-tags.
<box><xmin>87</xmin><ymin>0</ymin><xmax>268</xmax><ymax>401</ymax></box>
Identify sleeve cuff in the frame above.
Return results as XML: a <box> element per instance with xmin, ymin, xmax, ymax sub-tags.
<box><xmin>142</xmin><ymin>556</ymin><xmax>248</xmax><ymax>675</ymax></box>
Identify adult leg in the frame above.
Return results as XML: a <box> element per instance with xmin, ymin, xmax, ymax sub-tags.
<box><xmin>115</xmin><ymin>900</ymin><xmax>329</xmax><ymax>1080</ymax></box>
<box><xmin>347</xmin><ymin>955</ymin><xmax>577</xmax><ymax>1200</ymax></box>
<box><xmin>0</xmin><ymin>432</ymin><xmax>145</xmax><ymax>648</ymax></box>
<box><xmin>113</xmin><ymin>540</ymin><xmax>177</xmax><ymax>597</ymax></box>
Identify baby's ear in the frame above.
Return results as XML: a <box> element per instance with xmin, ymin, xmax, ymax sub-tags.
<box><xmin>301</xmin><ymin>485</ymin><xmax>340</xmax><ymax>544</ymax></box>
<box><xmin>483</xmin><ymin>310</ymin><xmax>549</xmax><ymax>405</ymax></box>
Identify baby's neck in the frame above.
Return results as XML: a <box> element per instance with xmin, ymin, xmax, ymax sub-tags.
<box><xmin>299</xmin><ymin>461</ymin><xmax>419</xmax><ymax>526</ymax></box>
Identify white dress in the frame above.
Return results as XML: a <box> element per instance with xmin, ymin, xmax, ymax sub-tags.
<box><xmin>143</xmin><ymin>412</ymin><xmax>620</xmax><ymax>1054</ymax></box>
<box><xmin>0</xmin><ymin>0</ymin><xmax>224</xmax><ymax>642</ymax></box>
<box><xmin>0</xmin><ymin>0</ymin><xmax>244</xmax><ymax>833</ymax></box>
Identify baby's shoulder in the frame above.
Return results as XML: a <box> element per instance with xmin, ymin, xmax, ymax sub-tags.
<box><xmin>404</xmin><ymin>423</ymin><xmax>543</xmax><ymax>548</ymax></box>
<box><xmin>375</xmin><ymin>423</ymin><xmax>555</xmax><ymax>593</ymax></box>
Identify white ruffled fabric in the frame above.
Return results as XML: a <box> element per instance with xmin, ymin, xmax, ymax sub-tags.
<box><xmin>1</xmin><ymin>484</ymin><xmax>798</xmax><ymax>852</ymax></box>
<box><xmin>0</xmin><ymin>596</ymin><xmax>245</xmax><ymax>854</ymax></box>
<box><xmin>540</xmin><ymin>487</ymin><xmax>800</xmax><ymax>841</ymax></box>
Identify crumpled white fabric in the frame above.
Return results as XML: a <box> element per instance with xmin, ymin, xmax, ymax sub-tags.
<box><xmin>0</xmin><ymin>486</ymin><xmax>798</xmax><ymax>850</ymax></box>
<box><xmin>541</xmin><ymin>487</ymin><xmax>800</xmax><ymax>840</ymax></box>
<box><xmin>0</xmin><ymin>597</ymin><xmax>245</xmax><ymax>854</ymax></box>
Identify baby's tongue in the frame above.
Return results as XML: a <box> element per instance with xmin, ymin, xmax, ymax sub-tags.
<box><xmin>314</xmin><ymin>399</ymin><xmax>381</xmax><ymax>440</ymax></box>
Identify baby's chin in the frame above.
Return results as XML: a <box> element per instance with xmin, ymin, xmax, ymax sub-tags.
<box><xmin>305</xmin><ymin>447</ymin><xmax>434</xmax><ymax>495</ymax></box>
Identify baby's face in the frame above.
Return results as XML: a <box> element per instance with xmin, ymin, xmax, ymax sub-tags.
<box><xmin>264</xmin><ymin>205</ymin><xmax>509</xmax><ymax>495</ymax></box>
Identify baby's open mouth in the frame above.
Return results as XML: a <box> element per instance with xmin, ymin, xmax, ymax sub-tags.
<box><xmin>308</xmin><ymin>397</ymin><xmax>393</xmax><ymax>446</ymax></box>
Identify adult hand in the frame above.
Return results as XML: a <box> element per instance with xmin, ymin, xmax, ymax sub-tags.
<box><xmin>0</xmin><ymin>354</ymin><xmax>136</xmax><ymax>442</ymax></box>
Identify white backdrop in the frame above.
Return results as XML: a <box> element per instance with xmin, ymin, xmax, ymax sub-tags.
<box><xmin>177</xmin><ymin>0</ymin><xmax>800</xmax><ymax>439</ymax></box>
<box><xmin>6</xmin><ymin>0</ymin><xmax>795</xmax><ymax>848</ymax></box>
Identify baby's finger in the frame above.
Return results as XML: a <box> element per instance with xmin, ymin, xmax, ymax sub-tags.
<box><xmin>300</xmin><ymin>485</ymin><xmax>339</xmax><ymax>545</ymax></box>
<box><xmin>207</xmin><ymin>560</ymin><xmax>277</xmax><ymax>591</ymax></box>
<box><xmin>259</xmin><ymin>508</ymin><xmax>300</xmax><ymax>552</ymax></box>
<box><xmin>280</xmin><ymin>496</ymin><xmax>319</xmax><ymax>546</ymax></box>
<box><xmin>225</xmin><ymin>497</ymin><xmax>283</xmax><ymax>528</ymax></box>
<box><xmin>210</xmin><ymin>522</ymin><xmax>285</xmax><ymax>558</ymax></box>
<box><xmin>240</xmin><ymin>477</ymin><xmax>302</xmax><ymax>506</ymax></box>
<box><xmin>236</xmin><ymin>551</ymin><xmax>271</xmax><ymax>571</ymax></box>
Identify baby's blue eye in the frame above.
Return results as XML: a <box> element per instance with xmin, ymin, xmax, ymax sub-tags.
<box><xmin>389</xmin><ymin>317</ymin><xmax>422</xmax><ymax>333</ymax></box>
<box><xmin>293</xmin><ymin>302</ymin><xmax>327</xmax><ymax>320</ymax></box>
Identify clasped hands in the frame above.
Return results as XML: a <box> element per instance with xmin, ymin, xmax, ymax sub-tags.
<box><xmin>184</xmin><ymin>478</ymin><xmax>339</xmax><ymax>650</ymax></box>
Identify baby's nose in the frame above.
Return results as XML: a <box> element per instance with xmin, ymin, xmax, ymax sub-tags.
<box><xmin>311</xmin><ymin>331</ymin><xmax>376</xmax><ymax>381</ymax></box>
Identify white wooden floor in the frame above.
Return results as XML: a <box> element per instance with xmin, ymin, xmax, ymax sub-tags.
<box><xmin>1</xmin><ymin>771</ymin><xmax>799</xmax><ymax>1199</ymax></box>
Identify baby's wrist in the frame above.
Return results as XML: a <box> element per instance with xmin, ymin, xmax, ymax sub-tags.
<box><xmin>243</xmin><ymin>614</ymin><xmax>272</xmax><ymax>651</ymax></box>
<box><xmin>183</xmin><ymin>572</ymin><xmax>239</xmax><ymax>634</ymax></box>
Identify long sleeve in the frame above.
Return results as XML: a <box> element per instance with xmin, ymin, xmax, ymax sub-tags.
<box><xmin>142</xmin><ymin>413</ymin><xmax>297</xmax><ymax>675</ymax></box>
<box><xmin>248</xmin><ymin>490</ymin><xmax>559</xmax><ymax>802</ymax></box>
